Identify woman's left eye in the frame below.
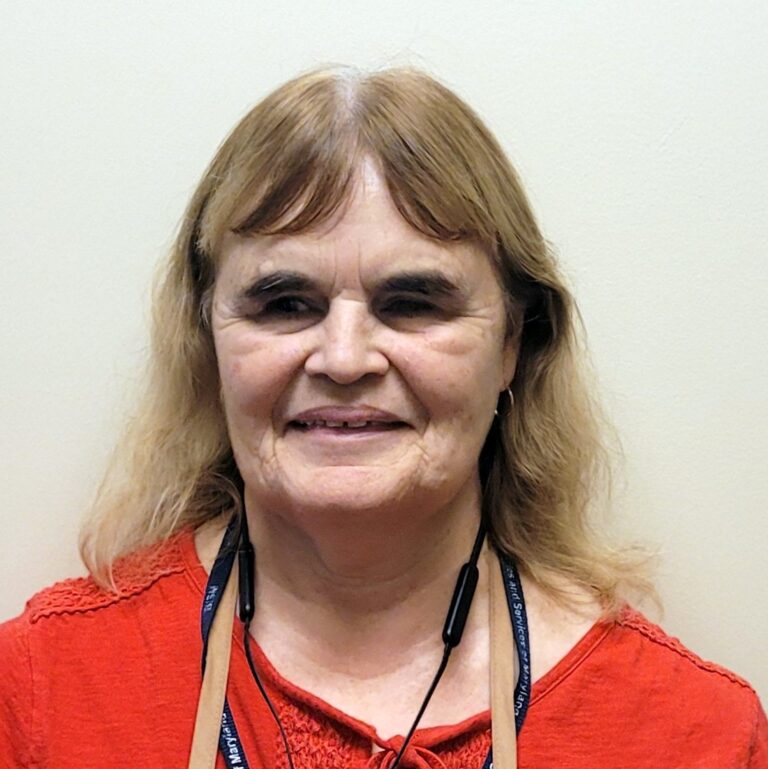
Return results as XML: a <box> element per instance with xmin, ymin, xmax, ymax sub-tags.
<box><xmin>378</xmin><ymin>298</ymin><xmax>439</xmax><ymax>318</ymax></box>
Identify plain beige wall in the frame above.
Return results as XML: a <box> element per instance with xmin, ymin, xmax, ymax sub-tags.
<box><xmin>1</xmin><ymin>1</ymin><xmax>766</xmax><ymax>704</ymax></box>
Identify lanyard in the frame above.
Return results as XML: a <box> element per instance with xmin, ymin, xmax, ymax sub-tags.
<box><xmin>199</xmin><ymin>516</ymin><xmax>251</xmax><ymax>768</ymax></box>
<box><xmin>199</xmin><ymin>515</ymin><xmax>531</xmax><ymax>769</ymax></box>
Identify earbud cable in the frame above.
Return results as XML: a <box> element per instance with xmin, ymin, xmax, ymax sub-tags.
<box><xmin>242</xmin><ymin>622</ymin><xmax>297</xmax><ymax>769</ymax></box>
<box><xmin>389</xmin><ymin>641</ymin><xmax>452</xmax><ymax>769</ymax></box>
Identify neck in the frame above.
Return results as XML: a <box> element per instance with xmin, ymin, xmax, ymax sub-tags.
<box><xmin>243</xmin><ymin>481</ymin><xmax>484</xmax><ymax>674</ymax></box>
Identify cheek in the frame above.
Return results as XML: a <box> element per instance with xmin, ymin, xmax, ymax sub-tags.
<box><xmin>402</xmin><ymin>327</ymin><xmax>504</xmax><ymax>416</ymax></box>
<box><xmin>216</xmin><ymin>331</ymin><xmax>308</xmax><ymax>422</ymax></box>
<box><xmin>218</xmin><ymin>357</ymin><xmax>252</xmax><ymax>410</ymax></box>
<box><xmin>217</xmin><ymin>341</ymin><xmax>274</xmax><ymax>416</ymax></box>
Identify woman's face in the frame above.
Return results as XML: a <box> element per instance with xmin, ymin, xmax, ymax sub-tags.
<box><xmin>212</xmin><ymin>161</ymin><xmax>518</xmax><ymax>526</ymax></box>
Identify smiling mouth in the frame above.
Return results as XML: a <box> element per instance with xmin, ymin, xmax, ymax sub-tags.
<box><xmin>290</xmin><ymin>420</ymin><xmax>406</xmax><ymax>431</ymax></box>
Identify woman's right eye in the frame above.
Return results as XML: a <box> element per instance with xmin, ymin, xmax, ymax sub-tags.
<box><xmin>258</xmin><ymin>296</ymin><xmax>321</xmax><ymax>318</ymax></box>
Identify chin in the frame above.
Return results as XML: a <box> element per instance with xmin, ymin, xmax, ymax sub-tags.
<box><xmin>252</xmin><ymin>465</ymin><xmax>423</xmax><ymax>524</ymax></box>
<box><xmin>298</xmin><ymin>467</ymin><xmax>405</xmax><ymax>509</ymax></box>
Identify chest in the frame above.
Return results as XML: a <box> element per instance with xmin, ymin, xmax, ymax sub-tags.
<box><xmin>255</xmin><ymin>631</ymin><xmax>491</xmax><ymax>739</ymax></box>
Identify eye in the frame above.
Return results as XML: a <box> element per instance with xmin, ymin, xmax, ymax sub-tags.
<box><xmin>378</xmin><ymin>297</ymin><xmax>440</xmax><ymax>319</ymax></box>
<box><xmin>258</xmin><ymin>295</ymin><xmax>321</xmax><ymax>318</ymax></box>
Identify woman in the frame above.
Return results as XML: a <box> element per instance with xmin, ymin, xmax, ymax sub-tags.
<box><xmin>1</xmin><ymin>67</ymin><xmax>765</xmax><ymax>768</ymax></box>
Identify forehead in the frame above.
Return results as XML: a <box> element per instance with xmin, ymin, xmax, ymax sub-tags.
<box><xmin>217</xmin><ymin>162</ymin><xmax>499</xmax><ymax>289</ymax></box>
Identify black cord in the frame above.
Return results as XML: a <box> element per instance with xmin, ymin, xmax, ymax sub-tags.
<box><xmin>389</xmin><ymin>642</ymin><xmax>453</xmax><ymax>769</ymax></box>
<box><xmin>242</xmin><ymin>621</ymin><xmax>297</xmax><ymax>769</ymax></box>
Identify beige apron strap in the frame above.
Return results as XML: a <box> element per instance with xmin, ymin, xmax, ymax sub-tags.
<box><xmin>489</xmin><ymin>547</ymin><xmax>518</xmax><ymax>769</ymax></box>
<box><xmin>188</xmin><ymin>558</ymin><xmax>238</xmax><ymax>769</ymax></box>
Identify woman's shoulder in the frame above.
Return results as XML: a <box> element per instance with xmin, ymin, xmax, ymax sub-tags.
<box><xmin>584</xmin><ymin>608</ymin><xmax>763</xmax><ymax>748</ymax></box>
<box><xmin>609</xmin><ymin>607</ymin><xmax>760</xmax><ymax>697</ymax></box>
<box><xmin>516</xmin><ymin>568</ymin><xmax>761</xmax><ymax>714</ymax></box>
<box><xmin>529</xmin><ymin>606</ymin><xmax>767</xmax><ymax>765</ymax></box>
<box><xmin>1</xmin><ymin>527</ymin><xmax>195</xmax><ymax>635</ymax></box>
<box><xmin>0</xmin><ymin>526</ymin><xmax>201</xmax><ymax>712</ymax></box>
<box><xmin>0</xmin><ymin>528</ymin><xmax>205</xmax><ymax>765</ymax></box>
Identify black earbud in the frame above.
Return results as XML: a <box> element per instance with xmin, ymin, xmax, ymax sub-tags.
<box><xmin>442</xmin><ymin>521</ymin><xmax>486</xmax><ymax>647</ymax></box>
<box><xmin>237</xmin><ymin>508</ymin><xmax>256</xmax><ymax>626</ymax></box>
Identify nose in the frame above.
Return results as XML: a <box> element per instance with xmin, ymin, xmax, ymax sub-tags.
<box><xmin>304</xmin><ymin>299</ymin><xmax>389</xmax><ymax>384</ymax></box>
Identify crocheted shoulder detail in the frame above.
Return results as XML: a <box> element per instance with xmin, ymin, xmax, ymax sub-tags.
<box><xmin>617</xmin><ymin>606</ymin><xmax>756</xmax><ymax>692</ymax></box>
<box><xmin>26</xmin><ymin>529</ymin><xmax>191</xmax><ymax>624</ymax></box>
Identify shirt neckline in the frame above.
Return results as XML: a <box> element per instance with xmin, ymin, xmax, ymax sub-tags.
<box><xmin>178</xmin><ymin>524</ymin><xmax>615</xmax><ymax>744</ymax></box>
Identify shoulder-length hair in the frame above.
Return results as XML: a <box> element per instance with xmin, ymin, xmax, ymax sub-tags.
<box><xmin>80</xmin><ymin>66</ymin><xmax>652</xmax><ymax>609</ymax></box>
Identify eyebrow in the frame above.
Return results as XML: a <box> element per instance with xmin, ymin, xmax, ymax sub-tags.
<box><xmin>241</xmin><ymin>271</ymin><xmax>314</xmax><ymax>300</ymax></box>
<box><xmin>239</xmin><ymin>269</ymin><xmax>463</xmax><ymax>301</ymax></box>
<box><xmin>379</xmin><ymin>271</ymin><xmax>462</xmax><ymax>297</ymax></box>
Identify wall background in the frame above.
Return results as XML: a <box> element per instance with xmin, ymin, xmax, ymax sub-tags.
<box><xmin>1</xmin><ymin>1</ymin><xmax>766</xmax><ymax>702</ymax></box>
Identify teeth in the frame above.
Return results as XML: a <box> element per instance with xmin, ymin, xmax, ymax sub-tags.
<box><xmin>296</xmin><ymin>420</ymin><xmax>382</xmax><ymax>428</ymax></box>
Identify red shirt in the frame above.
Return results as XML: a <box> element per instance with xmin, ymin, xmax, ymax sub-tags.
<box><xmin>1</xmin><ymin>528</ymin><xmax>765</xmax><ymax>768</ymax></box>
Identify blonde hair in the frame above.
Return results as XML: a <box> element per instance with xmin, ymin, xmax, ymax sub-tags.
<box><xmin>80</xmin><ymin>66</ymin><xmax>652</xmax><ymax>609</ymax></box>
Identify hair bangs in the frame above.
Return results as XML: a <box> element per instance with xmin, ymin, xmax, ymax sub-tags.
<box><xmin>380</xmin><ymin>153</ymin><xmax>494</xmax><ymax>246</ymax></box>
<box><xmin>229</xmin><ymin>140</ymin><xmax>361</xmax><ymax>240</ymax></box>
<box><xmin>198</xmin><ymin>71</ymin><xmax>363</xmax><ymax>255</ymax></box>
<box><xmin>358</xmin><ymin>74</ymin><xmax>501</xmax><ymax>249</ymax></box>
<box><xmin>198</xmin><ymin>66</ymin><xmax>502</xmax><ymax>259</ymax></box>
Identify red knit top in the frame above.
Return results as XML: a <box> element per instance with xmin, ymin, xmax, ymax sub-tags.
<box><xmin>1</xmin><ymin>528</ymin><xmax>765</xmax><ymax>768</ymax></box>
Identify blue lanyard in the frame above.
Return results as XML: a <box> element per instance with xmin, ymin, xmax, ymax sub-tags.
<box><xmin>481</xmin><ymin>554</ymin><xmax>532</xmax><ymax>769</ymax></box>
<box><xmin>200</xmin><ymin>516</ymin><xmax>531</xmax><ymax>769</ymax></box>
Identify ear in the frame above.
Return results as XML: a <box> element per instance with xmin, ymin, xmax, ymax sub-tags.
<box><xmin>500</xmin><ymin>331</ymin><xmax>521</xmax><ymax>391</ymax></box>
<box><xmin>499</xmin><ymin>304</ymin><xmax>524</xmax><ymax>390</ymax></box>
